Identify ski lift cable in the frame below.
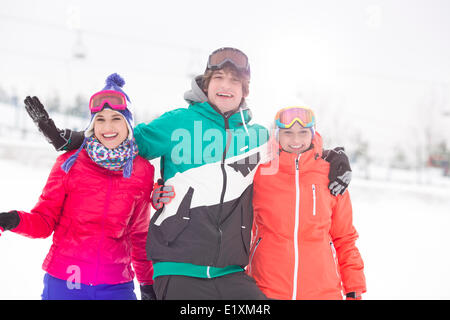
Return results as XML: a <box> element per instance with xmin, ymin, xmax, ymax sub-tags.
<box><xmin>0</xmin><ymin>46</ymin><xmax>192</xmax><ymax>80</ymax></box>
<box><xmin>0</xmin><ymin>13</ymin><xmax>206</xmax><ymax>54</ymax></box>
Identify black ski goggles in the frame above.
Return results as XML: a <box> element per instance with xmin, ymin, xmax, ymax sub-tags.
<box><xmin>207</xmin><ymin>47</ymin><xmax>250</xmax><ymax>76</ymax></box>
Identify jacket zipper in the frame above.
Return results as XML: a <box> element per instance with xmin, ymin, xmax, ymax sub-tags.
<box><xmin>213</xmin><ymin>114</ymin><xmax>232</xmax><ymax>266</ymax></box>
<box><xmin>329</xmin><ymin>240</ymin><xmax>340</xmax><ymax>278</ymax></box>
<box><xmin>312</xmin><ymin>184</ymin><xmax>316</xmax><ymax>216</ymax></box>
<box><xmin>292</xmin><ymin>154</ymin><xmax>301</xmax><ymax>300</ymax></box>
<box><xmin>329</xmin><ymin>240</ymin><xmax>344</xmax><ymax>298</ymax></box>
<box><xmin>247</xmin><ymin>237</ymin><xmax>262</xmax><ymax>275</ymax></box>
<box><xmin>247</xmin><ymin>220</ymin><xmax>260</xmax><ymax>275</ymax></box>
<box><xmin>94</xmin><ymin>174</ymin><xmax>112</xmax><ymax>285</ymax></box>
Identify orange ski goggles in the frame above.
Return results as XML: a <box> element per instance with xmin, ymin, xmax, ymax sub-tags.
<box><xmin>275</xmin><ymin>106</ymin><xmax>316</xmax><ymax>129</ymax></box>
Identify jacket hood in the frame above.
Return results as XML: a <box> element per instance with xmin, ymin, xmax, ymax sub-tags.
<box><xmin>183</xmin><ymin>75</ymin><xmax>208</xmax><ymax>105</ymax></box>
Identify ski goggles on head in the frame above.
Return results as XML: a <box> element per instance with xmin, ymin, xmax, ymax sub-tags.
<box><xmin>89</xmin><ymin>90</ymin><xmax>128</xmax><ymax>113</ymax></box>
<box><xmin>207</xmin><ymin>47</ymin><xmax>250</xmax><ymax>75</ymax></box>
<box><xmin>275</xmin><ymin>106</ymin><xmax>316</xmax><ymax>129</ymax></box>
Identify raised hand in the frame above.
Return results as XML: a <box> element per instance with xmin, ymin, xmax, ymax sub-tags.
<box><xmin>24</xmin><ymin>96</ymin><xmax>84</xmax><ymax>151</ymax></box>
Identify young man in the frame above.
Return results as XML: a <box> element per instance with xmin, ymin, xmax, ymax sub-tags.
<box><xmin>132</xmin><ymin>48</ymin><xmax>268</xmax><ymax>299</ymax></box>
<box><xmin>23</xmin><ymin>47</ymin><xmax>352</xmax><ymax>299</ymax></box>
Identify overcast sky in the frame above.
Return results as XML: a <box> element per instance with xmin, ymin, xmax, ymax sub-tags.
<box><xmin>1</xmin><ymin>0</ymin><xmax>449</xmax><ymax>161</ymax></box>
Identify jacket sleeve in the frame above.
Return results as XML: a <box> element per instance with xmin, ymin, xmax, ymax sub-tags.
<box><xmin>128</xmin><ymin>163</ymin><xmax>155</xmax><ymax>285</ymax></box>
<box><xmin>134</xmin><ymin>109</ymin><xmax>185</xmax><ymax>160</ymax></box>
<box><xmin>12</xmin><ymin>154</ymin><xmax>68</xmax><ymax>239</ymax></box>
<box><xmin>329</xmin><ymin>191</ymin><xmax>367</xmax><ymax>294</ymax></box>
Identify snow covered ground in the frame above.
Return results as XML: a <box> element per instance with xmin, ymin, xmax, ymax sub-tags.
<box><xmin>1</xmin><ymin>146</ymin><xmax>449</xmax><ymax>300</ymax></box>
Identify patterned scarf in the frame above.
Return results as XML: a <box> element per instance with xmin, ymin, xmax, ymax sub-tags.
<box><xmin>84</xmin><ymin>136</ymin><xmax>138</xmax><ymax>172</ymax></box>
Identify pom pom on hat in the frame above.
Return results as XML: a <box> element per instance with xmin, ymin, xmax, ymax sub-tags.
<box><xmin>102</xmin><ymin>73</ymin><xmax>130</xmax><ymax>102</ymax></box>
<box><xmin>106</xmin><ymin>73</ymin><xmax>125</xmax><ymax>88</ymax></box>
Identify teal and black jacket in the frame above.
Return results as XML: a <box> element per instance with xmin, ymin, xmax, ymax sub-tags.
<box><xmin>134</xmin><ymin>76</ymin><xmax>269</xmax><ymax>278</ymax></box>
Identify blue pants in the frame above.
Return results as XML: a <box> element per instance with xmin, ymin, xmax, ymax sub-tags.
<box><xmin>41</xmin><ymin>273</ymin><xmax>137</xmax><ymax>300</ymax></box>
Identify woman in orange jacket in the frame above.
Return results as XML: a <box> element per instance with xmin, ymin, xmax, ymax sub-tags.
<box><xmin>247</xmin><ymin>106</ymin><xmax>366</xmax><ymax>300</ymax></box>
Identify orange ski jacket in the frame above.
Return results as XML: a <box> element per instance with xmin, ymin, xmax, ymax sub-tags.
<box><xmin>248</xmin><ymin>133</ymin><xmax>366</xmax><ymax>299</ymax></box>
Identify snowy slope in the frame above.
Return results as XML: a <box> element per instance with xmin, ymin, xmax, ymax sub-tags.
<box><xmin>351</xmin><ymin>178</ymin><xmax>450</xmax><ymax>299</ymax></box>
<box><xmin>1</xmin><ymin>152</ymin><xmax>450</xmax><ymax>300</ymax></box>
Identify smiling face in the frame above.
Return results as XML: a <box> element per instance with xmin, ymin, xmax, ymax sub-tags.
<box><xmin>93</xmin><ymin>109</ymin><xmax>129</xmax><ymax>149</ymax></box>
<box><xmin>205</xmin><ymin>68</ymin><xmax>247</xmax><ymax>114</ymax></box>
<box><xmin>278</xmin><ymin>122</ymin><xmax>313</xmax><ymax>155</ymax></box>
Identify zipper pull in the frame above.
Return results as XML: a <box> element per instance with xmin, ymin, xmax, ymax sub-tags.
<box><xmin>295</xmin><ymin>158</ymin><xmax>299</xmax><ymax>170</ymax></box>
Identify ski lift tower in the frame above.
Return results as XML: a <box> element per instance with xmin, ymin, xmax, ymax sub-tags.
<box><xmin>64</xmin><ymin>4</ymin><xmax>87</xmax><ymax>121</ymax></box>
<box><xmin>442</xmin><ymin>84</ymin><xmax>450</xmax><ymax>151</ymax></box>
<box><xmin>67</xmin><ymin>5</ymin><xmax>87</xmax><ymax>60</ymax></box>
<box><xmin>72</xmin><ymin>30</ymin><xmax>87</xmax><ymax>60</ymax></box>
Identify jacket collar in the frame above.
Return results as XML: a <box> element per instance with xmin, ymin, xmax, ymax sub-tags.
<box><xmin>276</xmin><ymin>133</ymin><xmax>324</xmax><ymax>175</ymax></box>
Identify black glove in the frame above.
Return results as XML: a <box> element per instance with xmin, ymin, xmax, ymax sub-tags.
<box><xmin>24</xmin><ymin>96</ymin><xmax>85</xmax><ymax>151</ymax></box>
<box><xmin>140</xmin><ymin>284</ymin><xmax>157</xmax><ymax>300</ymax></box>
<box><xmin>346</xmin><ymin>291</ymin><xmax>362</xmax><ymax>300</ymax></box>
<box><xmin>323</xmin><ymin>147</ymin><xmax>352</xmax><ymax>196</ymax></box>
<box><xmin>0</xmin><ymin>211</ymin><xmax>20</xmax><ymax>236</ymax></box>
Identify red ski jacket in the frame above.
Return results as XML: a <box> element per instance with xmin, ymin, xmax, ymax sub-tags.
<box><xmin>248</xmin><ymin>133</ymin><xmax>366</xmax><ymax>299</ymax></box>
<box><xmin>12</xmin><ymin>149</ymin><xmax>154</xmax><ymax>286</ymax></box>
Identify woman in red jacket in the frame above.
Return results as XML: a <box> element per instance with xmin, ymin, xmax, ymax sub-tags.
<box><xmin>0</xmin><ymin>74</ymin><xmax>155</xmax><ymax>300</ymax></box>
<box><xmin>247</xmin><ymin>106</ymin><xmax>366</xmax><ymax>300</ymax></box>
